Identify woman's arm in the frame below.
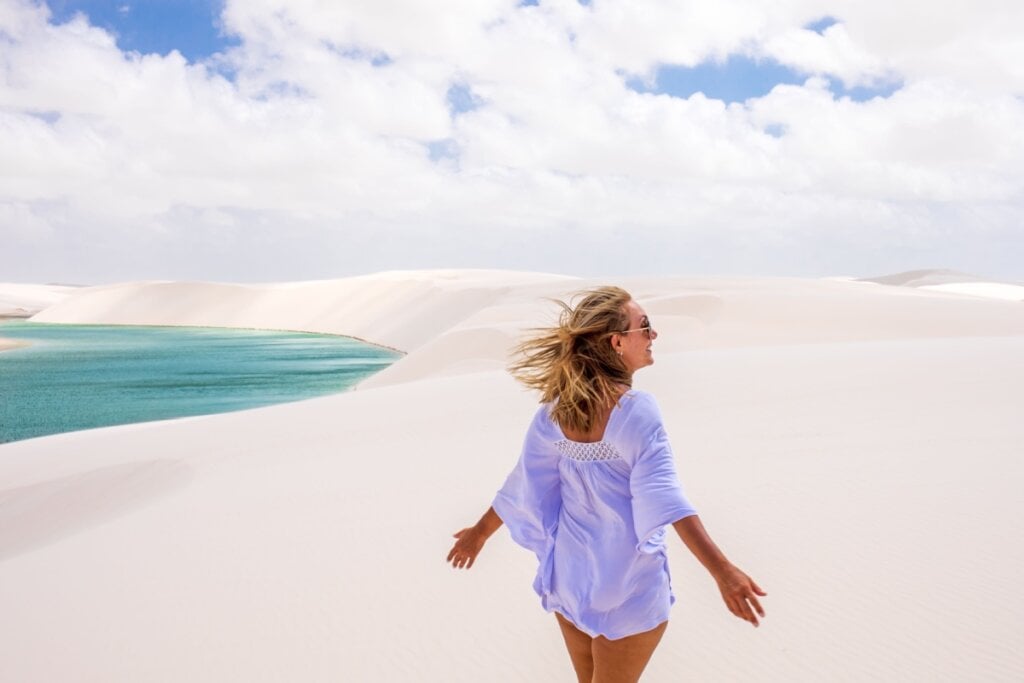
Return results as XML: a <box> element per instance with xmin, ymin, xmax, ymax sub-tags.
<box><xmin>672</xmin><ymin>515</ymin><xmax>767</xmax><ymax>627</ymax></box>
<box><xmin>447</xmin><ymin>506</ymin><xmax>504</xmax><ymax>569</ymax></box>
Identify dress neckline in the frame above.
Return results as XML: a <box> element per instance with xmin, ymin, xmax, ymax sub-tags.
<box><xmin>554</xmin><ymin>389</ymin><xmax>634</xmax><ymax>445</ymax></box>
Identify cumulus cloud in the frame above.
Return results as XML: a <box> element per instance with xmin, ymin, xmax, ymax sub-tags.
<box><xmin>1</xmin><ymin>0</ymin><xmax>1022</xmax><ymax>283</ymax></box>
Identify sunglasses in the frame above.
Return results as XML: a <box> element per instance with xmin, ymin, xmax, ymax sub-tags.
<box><xmin>621</xmin><ymin>316</ymin><xmax>654</xmax><ymax>339</ymax></box>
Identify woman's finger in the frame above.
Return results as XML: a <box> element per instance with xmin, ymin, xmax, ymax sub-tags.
<box><xmin>737</xmin><ymin>596</ymin><xmax>758</xmax><ymax>626</ymax></box>
<box><xmin>748</xmin><ymin>594</ymin><xmax>765</xmax><ymax>617</ymax></box>
<box><xmin>728</xmin><ymin>597</ymin><xmax>748</xmax><ymax>623</ymax></box>
<box><xmin>726</xmin><ymin>596</ymin><xmax>741</xmax><ymax>619</ymax></box>
<box><xmin>727</xmin><ymin>593</ymin><xmax>758</xmax><ymax>626</ymax></box>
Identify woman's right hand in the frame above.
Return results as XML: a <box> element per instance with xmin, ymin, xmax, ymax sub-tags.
<box><xmin>447</xmin><ymin>526</ymin><xmax>487</xmax><ymax>569</ymax></box>
<box><xmin>714</xmin><ymin>564</ymin><xmax>767</xmax><ymax>627</ymax></box>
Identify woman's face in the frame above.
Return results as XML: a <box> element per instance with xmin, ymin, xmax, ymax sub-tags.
<box><xmin>613</xmin><ymin>299</ymin><xmax>657</xmax><ymax>373</ymax></box>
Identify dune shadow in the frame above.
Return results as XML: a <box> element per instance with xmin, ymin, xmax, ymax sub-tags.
<box><xmin>0</xmin><ymin>459</ymin><xmax>194</xmax><ymax>561</ymax></box>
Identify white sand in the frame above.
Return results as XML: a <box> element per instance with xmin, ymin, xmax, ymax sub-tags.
<box><xmin>0</xmin><ymin>338</ymin><xmax>28</xmax><ymax>352</ymax></box>
<box><xmin>856</xmin><ymin>268</ymin><xmax>1024</xmax><ymax>302</ymax></box>
<box><xmin>28</xmin><ymin>270</ymin><xmax>576</xmax><ymax>352</ymax></box>
<box><xmin>1</xmin><ymin>270</ymin><xmax>1023</xmax><ymax>681</ymax></box>
<box><xmin>0</xmin><ymin>283</ymin><xmax>78</xmax><ymax>351</ymax></box>
<box><xmin>919</xmin><ymin>282</ymin><xmax>1024</xmax><ymax>301</ymax></box>
<box><xmin>0</xmin><ymin>282</ymin><xmax>78</xmax><ymax>318</ymax></box>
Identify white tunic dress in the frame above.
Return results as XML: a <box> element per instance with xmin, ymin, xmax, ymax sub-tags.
<box><xmin>492</xmin><ymin>390</ymin><xmax>698</xmax><ymax>640</ymax></box>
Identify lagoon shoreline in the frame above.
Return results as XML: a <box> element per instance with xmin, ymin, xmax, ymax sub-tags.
<box><xmin>0</xmin><ymin>322</ymin><xmax>398</xmax><ymax>444</ymax></box>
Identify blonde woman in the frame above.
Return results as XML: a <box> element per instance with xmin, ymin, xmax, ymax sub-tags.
<box><xmin>447</xmin><ymin>287</ymin><xmax>766</xmax><ymax>682</ymax></box>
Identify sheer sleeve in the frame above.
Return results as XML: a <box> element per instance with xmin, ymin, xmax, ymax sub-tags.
<box><xmin>628</xmin><ymin>396</ymin><xmax>697</xmax><ymax>554</ymax></box>
<box><xmin>491</xmin><ymin>407</ymin><xmax>561</xmax><ymax>561</ymax></box>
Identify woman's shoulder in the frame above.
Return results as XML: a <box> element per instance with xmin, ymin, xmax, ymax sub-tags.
<box><xmin>619</xmin><ymin>389</ymin><xmax>661</xmax><ymax>415</ymax></box>
<box><xmin>527</xmin><ymin>401</ymin><xmax>559</xmax><ymax>434</ymax></box>
<box><xmin>615</xmin><ymin>390</ymin><xmax>665</xmax><ymax>436</ymax></box>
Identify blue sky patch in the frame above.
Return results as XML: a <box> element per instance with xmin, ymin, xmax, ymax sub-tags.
<box><xmin>252</xmin><ymin>81</ymin><xmax>313</xmax><ymax>102</ymax></box>
<box><xmin>27</xmin><ymin>111</ymin><xmax>62</xmax><ymax>124</ymax></box>
<box><xmin>805</xmin><ymin>16</ymin><xmax>839</xmax><ymax>34</ymax></box>
<box><xmin>627</xmin><ymin>55</ymin><xmax>806</xmax><ymax>103</ymax></box>
<box><xmin>628</xmin><ymin>54</ymin><xmax>901</xmax><ymax>104</ymax></box>
<box><xmin>763</xmin><ymin>123</ymin><xmax>785</xmax><ymax>138</ymax></box>
<box><xmin>323</xmin><ymin>43</ymin><xmax>393</xmax><ymax>67</ymax></box>
<box><xmin>828</xmin><ymin>77</ymin><xmax>902</xmax><ymax>102</ymax></box>
<box><xmin>426</xmin><ymin>138</ymin><xmax>459</xmax><ymax>164</ymax></box>
<box><xmin>46</xmin><ymin>0</ymin><xmax>238</xmax><ymax>62</ymax></box>
<box><xmin>446</xmin><ymin>84</ymin><xmax>483</xmax><ymax>115</ymax></box>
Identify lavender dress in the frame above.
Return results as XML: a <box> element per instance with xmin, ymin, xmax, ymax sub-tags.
<box><xmin>492</xmin><ymin>390</ymin><xmax>698</xmax><ymax>640</ymax></box>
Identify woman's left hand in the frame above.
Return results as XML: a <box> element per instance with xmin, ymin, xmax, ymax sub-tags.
<box><xmin>447</xmin><ymin>526</ymin><xmax>487</xmax><ymax>569</ymax></box>
<box><xmin>714</xmin><ymin>564</ymin><xmax>767</xmax><ymax>627</ymax></box>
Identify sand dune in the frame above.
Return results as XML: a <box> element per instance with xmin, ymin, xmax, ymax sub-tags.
<box><xmin>858</xmin><ymin>269</ymin><xmax>1024</xmax><ymax>301</ymax></box>
<box><xmin>28</xmin><ymin>270</ymin><xmax>575</xmax><ymax>352</ymax></box>
<box><xmin>919</xmin><ymin>282</ymin><xmax>1024</xmax><ymax>301</ymax></box>
<box><xmin>0</xmin><ymin>283</ymin><xmax>78</xmax><ymax>349</ymax></box>
<box><xmin>0</xmin><ymin>283</ymin><xmax>78</xmax><ymax>318</ymax></box>
<box><xmin>858</xmin><ymin>267</ymin><xmax>988</xmax><ymax>287</ymax></box>
<box><xmin>1</xmin><ymin>270</ymin><xmax>1022</xmax><ymax>681</ymax></box>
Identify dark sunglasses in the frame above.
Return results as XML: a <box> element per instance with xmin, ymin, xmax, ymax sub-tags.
<box><xmin>621</xmin><ymin>316</ymin><xmax>654</xmax><ymax>339</ymax></box>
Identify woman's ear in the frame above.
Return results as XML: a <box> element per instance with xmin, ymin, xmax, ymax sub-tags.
<box><xmin>609</xmin><ymin>333</ymin><xmax>622</xmax><ymax>354</ymax></box>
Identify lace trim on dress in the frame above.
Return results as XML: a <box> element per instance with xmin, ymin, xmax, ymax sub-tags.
<box><xmin>554</xmin><ymin>439</ymin><xmax>623</xmax><ymax>462</ymax></box>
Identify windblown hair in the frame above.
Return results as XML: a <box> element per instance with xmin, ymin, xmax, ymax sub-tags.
<box><xmin>508</xmin><ymin>286</ymin><xmax>634</xmax><ymax>434</ymax></box>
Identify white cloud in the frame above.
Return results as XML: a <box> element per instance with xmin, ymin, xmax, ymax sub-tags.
<box><xmin>761</xmin><ymin>23</ymin><xmax>894</xmax><ymax>87</ymax></box>
<box><xmin>0</xmin><ymin>0</ymin><xmax>1022</xmax><ymax>283</ymax></box>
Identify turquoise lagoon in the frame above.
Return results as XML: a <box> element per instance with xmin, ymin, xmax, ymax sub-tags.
<box><xmin>0</xmin><ymin>321</ymin><xmax>401</xmax><ymax>444</ymax></box>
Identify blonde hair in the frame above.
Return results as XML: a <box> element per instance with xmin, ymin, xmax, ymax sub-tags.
<box><xmin>508</xmin><ymin>286</ymin><xmax>634</xmax><ymax>434</ymax></box>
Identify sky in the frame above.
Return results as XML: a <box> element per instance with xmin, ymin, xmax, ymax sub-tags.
<box><xmin>1</xmin><ymin>0</ymin><xmax>1023</xmax><ymax>284</ymax></box>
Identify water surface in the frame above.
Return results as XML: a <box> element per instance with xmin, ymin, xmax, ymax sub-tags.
<box><xmin>0</xmin><ymin>321</ymin><xmax>400</xmax><ymax>444</ymax></box>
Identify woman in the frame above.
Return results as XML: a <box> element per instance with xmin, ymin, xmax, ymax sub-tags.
<box><xmin>447</xmin><ymin>287</ymin><xmax>765</xmax><ymax>682</ymax></box>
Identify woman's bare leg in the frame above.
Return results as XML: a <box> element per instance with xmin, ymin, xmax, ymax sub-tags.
<box><xmin>555</xmin><ymin>612</ymin><xmax>594</xmax><ymax>683</ymax></box>
<box><xmin>591</xmin><ymin>620</ymin><xmax>668</xmax><ymax>683</ymax></box>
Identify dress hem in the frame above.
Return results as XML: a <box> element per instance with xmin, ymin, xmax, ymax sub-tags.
<box><xmin>541</xmin><ymin>598</ymin><xmax>673</xmax><ymax>641</ymax></box>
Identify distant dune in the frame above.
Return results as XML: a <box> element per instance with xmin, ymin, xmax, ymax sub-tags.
<box><xmin>857</xmin><ymin>268</ymin><xmax>987</xmax><ymax>286</ymax></box>
<box><xmin>0</xmin><ymin>283</ymin><xmax>78</xmax><ymax>318</ymax></box>
<box><xmin>857</xmin><ymin>269</ymin><xmax>1024</xmax><ymax>301</ymax></box>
